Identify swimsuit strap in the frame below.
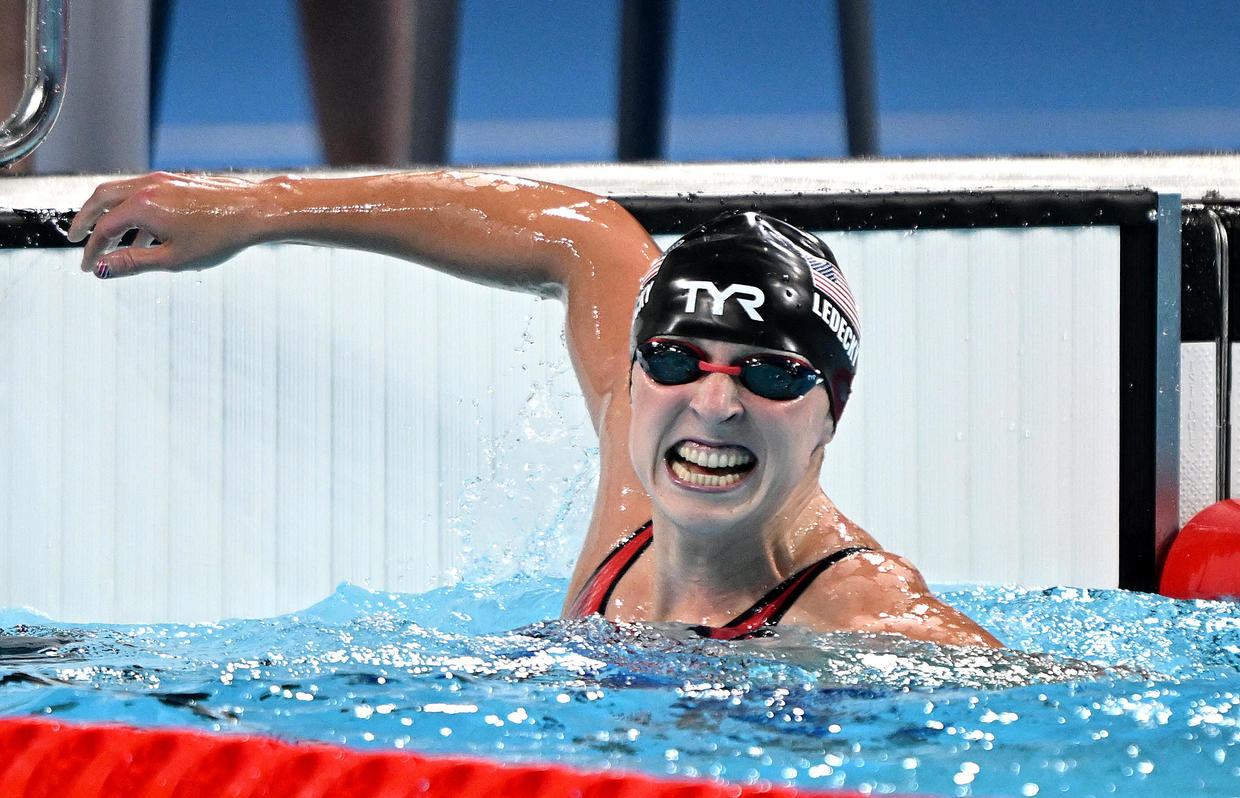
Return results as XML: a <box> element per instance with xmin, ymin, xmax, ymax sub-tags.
<box><xmin>691</xmin><ymin>546</ymin><xmax>874</xmax><ymax>641</ymax></box>
<box><xmin>565</xmin><ymin>522</ymin><xmax>653</xmax><ymax>618</ymax></box>
<box><xmin>566</xmin><ymin>524</ymin><xmax>872</xmax><ymax>640</ymax></box>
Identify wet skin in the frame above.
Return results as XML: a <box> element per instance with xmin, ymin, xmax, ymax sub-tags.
<box><xmin>68</xmin><ymin>170</ymin><xmax>1001</xmax><ymax>648</ymax></box>
<box><xmin>626</xmin><ymin>338</ymin><xmax>834</xmax><ymax>616</ymax></box>
<box><xmin>626</xmin><ymin>337</ymin><xmax>830</xmax><ymax>621</ymax></box>
<box><xmin>630</xmin><ymin>340</ymin><xmax>833</xmax><ymax>527</ymax></box>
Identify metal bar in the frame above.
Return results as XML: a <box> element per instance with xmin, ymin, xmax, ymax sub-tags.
<box><xmin>1210</xmin><ymin>210</ymin><xmax>1232</xmax><ymax>499</ymax></box>
<box><xmin>617</xmin><ymin>0</ymin><xmax>671</xmax><ymax>162</ymax></box>
<box><xmin>617</xmin><ymin>189</ymin><xmax>1161</xmax><ymax>234</ymax></box>
<box><xmin>1118</xmin><ymin>193</ymin><xmax>1181</xmax><ymax>591</ymax></box>
<box><xmin>1154</xmin><ymin>193</ymin><xmax>1185</xmax><ymax>580</ymax></box>
<box><xmin>0</xmin><ymin>0</ymin><xmax>67</xmax><ymax>168</ymax></box>
<box><xmin>836</xmin><ymin>0</ymin><xmax>879</xmax><ymax>157</ymax></box>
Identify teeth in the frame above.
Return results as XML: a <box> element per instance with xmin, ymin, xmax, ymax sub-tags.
<box><xmin>671</xmin><ymin>459</ymin><xmax>746</xmax><ymax>487</ymax></box>
<box><xmin>669</xmin><ymin>441</ymin><xmax>755</xmax><ymax>488</ymax></box>
<box><xmin>675</xmin><ymin>442</ymin><xmax>754</xmax><ymax>469</ymax></box>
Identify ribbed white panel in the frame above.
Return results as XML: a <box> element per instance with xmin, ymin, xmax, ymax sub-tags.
<box><xmin>272</xmin><ymin>256</ymin><xmax>333</xmax><ymax>617</ymax></box>
<box><xmin>60</xmin><ymin>260</ymin><xmax>119</xmax><ymax>619</ymax></box>
<box><xmin>1234</xmin><ymin>343</ymin><xmax>1240</xmax><ymax>500</ymax></box>
<box><xmin>2</xmin><ymin>228</ymin><xmax>1123</xmax><ymax>622</ymax></box>
<box><xmin>5</xmin><ymin>252</ymin><xmax>64</xmax><ymax>617</ymax></box>
<box><xmin>167</xmin><ymin>272</ymin><xmax>224</xmax><ymax>621</ymax></box>
<box><xmin>1181</xmin><ymin>342</ymin><xmax>1240</xmax><ymax>522</ymax></box>
<box><xmin>1179</xmin><ymin>343</ymin><xmax>1217</xmax><ymax>527</ymax></box>
<box><xmin>0</xmin><ymin>246</ymin><xmax>592</xmax><ymax>622</ymax></box>
<box><xmin>1230</xmin><ymin>341</ymin><xmax>1240</xmax><ymax>503</ymax></box>
<box><xmin>820</xmin><ymin>227</ymin><xmax>1121</xmax><ymax>588</ymax></box>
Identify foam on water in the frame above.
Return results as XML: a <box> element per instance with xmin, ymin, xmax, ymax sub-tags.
<box><xmin>2</xmin><ymin>579</ymin><xmax>1239</xmax><ymax>797</ymax></box>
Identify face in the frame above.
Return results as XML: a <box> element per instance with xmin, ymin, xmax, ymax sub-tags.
<box><xmin>628</xmin><ymin>337</ymin><xmax>835</xmax><ymax>537</ymax></box>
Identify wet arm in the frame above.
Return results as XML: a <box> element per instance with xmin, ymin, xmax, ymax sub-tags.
<box><xmin>67</xmin><ymin>170</ymin><xmax>656</xmax><ymax>300</ymax></box>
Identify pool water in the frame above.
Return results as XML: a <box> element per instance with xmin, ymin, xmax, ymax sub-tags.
<box><xmin>2</xmin><ymin>577</ymin><xmax>1239</xmax><ymax>797</ymax></box>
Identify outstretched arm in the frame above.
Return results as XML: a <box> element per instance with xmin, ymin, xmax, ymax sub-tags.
<box><xmin>68</xmin><ymin>170</ymin><xmax>657</xmax><ymax>297</ymax></box>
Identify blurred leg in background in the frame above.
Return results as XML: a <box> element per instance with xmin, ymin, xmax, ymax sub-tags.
<box><xmin>297</xmin><ymin>0</ymin><xmax>459</xmax><ymax>167</ymax></box>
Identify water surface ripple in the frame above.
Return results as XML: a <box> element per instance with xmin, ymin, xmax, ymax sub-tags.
<box><xmin>2</xmin><ymin>581</ymin><xmax>1239</xmax><ymax>797</ymax></box>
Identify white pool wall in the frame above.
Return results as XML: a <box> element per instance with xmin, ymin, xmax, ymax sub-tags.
<box><xmin>1</xmin><ymin>227</ymin><xmax>1120</xmax><ymax>623</ymax></box>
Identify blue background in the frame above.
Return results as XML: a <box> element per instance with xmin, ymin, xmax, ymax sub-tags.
<box><xmin>151</xmin><ymin>0</ymin><xmax>1240</xmax><ymax>168</ymax></box>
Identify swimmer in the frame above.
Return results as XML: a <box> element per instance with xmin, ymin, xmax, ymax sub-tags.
<box><xmin>68</xmin><ymin>170</ymin><xmax>1002</xmax><ymax>648</ymax></box>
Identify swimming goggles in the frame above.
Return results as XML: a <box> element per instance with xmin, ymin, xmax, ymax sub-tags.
<box><xmin>635</xmin><ymin>339</ymin><xmax>825</xmax><ymax>402</ymax></box>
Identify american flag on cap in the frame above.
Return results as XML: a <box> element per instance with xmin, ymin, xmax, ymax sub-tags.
<box><xmin>637</xmin><ymin>255</ymin><xmax>663</xmax><ymax>288</ymax></box>
<box><xmin>806</xmin><ymin>254</ymin><xmax>860</xmax><ymax>334</ymax></box>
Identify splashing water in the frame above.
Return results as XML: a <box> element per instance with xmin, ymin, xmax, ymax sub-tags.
<box><xmin>446</xmin><ymin>315</ymin><xmax>598</xmax><ymax>587</ymax></box>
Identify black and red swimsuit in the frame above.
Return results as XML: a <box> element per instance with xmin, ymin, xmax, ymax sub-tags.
<box><xmin>566</xmin><ymin>521</ymin><xmax>873</xmax><ymax>640</ymax></box>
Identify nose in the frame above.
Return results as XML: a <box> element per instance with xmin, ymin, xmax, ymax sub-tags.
<box><xmin>688</xmin><ymin>370</ymin><xmax>744</xmax><ymax>423</ymax></box>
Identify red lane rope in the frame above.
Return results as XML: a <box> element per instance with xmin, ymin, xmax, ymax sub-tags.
<box><xmin>0</xmin><ymin>716</ymin><xmax>922</xmax><ymax>798</ymax></box>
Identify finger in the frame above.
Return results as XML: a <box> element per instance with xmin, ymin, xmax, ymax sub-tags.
<box><xmin>78</xmin><ymin>192</ymin><xmax>167</xmax><ymax>270</ymax></box>
<box><xmin>132</xmin><ymin>231</ymin><xmax>156</xmax><ymax>248</ymax></box>
<box><xmin>67</xmin><ymin>176</ymin><xmax>151</xmax><ymax>242</ymax></box>
<box><xmin>79</xmin><ymin>223</ymin><xmax>132</xmax><ymax>271</ymax></box>
<box><xmin>80</xmin><ymin>232</ymin><xmax>124</xmax><ymax>272</ymax></box>
<box><xmin>93</xmin><ymin>243</ymin><xmax>171</xmax><ymax>280</ymax></box>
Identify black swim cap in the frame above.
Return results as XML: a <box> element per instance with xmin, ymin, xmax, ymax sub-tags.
<box><xmin>631</xmin><ymin>211</ymin><xmax>860</xmax><ymax>419</ymax></box>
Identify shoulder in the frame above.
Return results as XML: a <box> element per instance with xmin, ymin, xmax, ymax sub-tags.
<box><xmin>557</xmin><ymin>202</ymin><xmax>659</xmax><ymax>424</ymax></box>
<box><xmin>799</xmin><ymin>547</ymin><xmax>931</xmax><ymax>613</ymax></box>
<box><xmin>556</xmin><ymin>196</ymin><xmax>661</xmax><ymax>293</ymax></box>
<box><xmin>783</xmin><ymin>548</ymin><xmax>1004</xmax><ymax>648</ymax></box>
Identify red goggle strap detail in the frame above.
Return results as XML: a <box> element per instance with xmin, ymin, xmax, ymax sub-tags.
<box><xmin>647</xmin><ymin>338</ymin><xmax>810</xmax><ymax>377</ymax></box>
<box><xmin>696</xmin><ymin>361</ymin><xmax>742</xmax><ymax>376</ymax></box>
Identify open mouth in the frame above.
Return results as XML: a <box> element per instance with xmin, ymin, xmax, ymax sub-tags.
<box><xmin>666</xmin><ymin>440</ymin><xmax>757</xmax><ymax>489</ymax></box>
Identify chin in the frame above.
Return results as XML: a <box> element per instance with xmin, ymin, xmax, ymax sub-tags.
<box><xmin>652</xmin><ymin>469</ymin><xmax>765</xmax><ymax>534</ymax></box>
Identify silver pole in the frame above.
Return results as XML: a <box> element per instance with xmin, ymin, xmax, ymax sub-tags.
<box><xmin>0</xmin><ymin>0</ymin><xmax>67</xmax><ymax>167</ymax></box>
<box><xmin>1211</xmin><ymin>210</ymin><xmax>1232</xmax><ymax>499</ymax></box>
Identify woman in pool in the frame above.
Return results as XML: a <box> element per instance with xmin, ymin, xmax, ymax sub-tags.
<box><xmin>69</xmin><ymin>170</ymin><xmax>1001</xmax><ymax>648</ymax></box>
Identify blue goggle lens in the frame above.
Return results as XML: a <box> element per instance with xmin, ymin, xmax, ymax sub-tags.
<box><xmin>636</xmin><ymin>340</ymin><xmax>823</xmax><ymax>402</ymax></box>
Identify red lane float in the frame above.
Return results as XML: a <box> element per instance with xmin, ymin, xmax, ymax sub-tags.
<box><xmin>1161</xmin><ymin>499</ymin><xmax>1240</xmax><ymax>600</ymax></box>
<box><xmin>0</xmin><ymin>716</ymin><xmax>921</xmax><ymax>798</ymax></box>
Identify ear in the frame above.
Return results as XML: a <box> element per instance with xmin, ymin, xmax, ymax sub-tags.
<box><xmin>809</xmin><ymin>404</ymin><xmax>835</xmax><ymax>465</ymax></box>
<box><xmin>821</xmin><ymin>411</ymin><xmax>836</xmax><ymax>446</ymax></box>
<box><xmin>820</xmin><ymin>388</ymin><xmax>837</xmax><ymax>446</ymax></box>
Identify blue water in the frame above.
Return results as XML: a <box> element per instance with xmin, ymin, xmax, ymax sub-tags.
<box><xmin>2</xmin><ymin>580</ymin><xmax>1239</xmax><ymax>797</ymax></box>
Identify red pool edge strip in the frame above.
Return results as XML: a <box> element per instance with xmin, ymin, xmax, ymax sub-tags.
<box><xmin>0</xmin><ymin>715</ymin><xmax>921</xmax><ymax>798</ymax></box>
